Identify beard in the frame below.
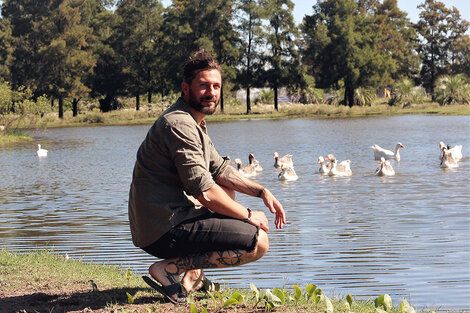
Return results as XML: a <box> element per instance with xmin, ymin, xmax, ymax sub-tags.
<box><xmin>188</xmin><ymin>90</ymin><xmax>219</xmax><ymax>115</ymax></box>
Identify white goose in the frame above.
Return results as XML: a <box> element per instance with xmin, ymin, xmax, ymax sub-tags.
<box><xmin>326</xmin><ymin>154</ymin><xmax>352</xmax><ymax>177</ymax></box>
<box><xmin>248</xmin><ymin>153</ymin><xmax>263</xmax><ymax>172</ymax></box>
<box><xmin>371</xmin><ymin>143</ymin><xmax>405</xmax><ymax>161</ymax></box>
<box><xmin>317</xmin><ymin>156</ymin><xmax>331</xmax><ymax>175</ymax></box>
<box><xmin>273</xmin><ymin>152</ymin><xmax>293</xmax><ymax>168</ymax></box>
<box><xmin>375</xmin><ymin>157</ymin><xmax>395</xmax><ymax>176</ymax></box>
<box><xmin>440</xmin><ymin>148</ymin><xmax>459</xmax><ymax>168</ymax></box>
<box><xmin>278</xmin><ymin>164</ymin><xmax>298</xmax><ymax>181</ymax></box>
<box><xmin>233</xmin><ymin>158</ymin><xmax>257</xmax><ymax>177</ymax></box>
<box><xmin>440</xmin><ymin>141</ymin><xmax>463</xmax><ymax>162</ymax></box>
<box><xmin>37</xmin><ymin>144</ymin><xmax>48</xmax><ymax>157</ymax></box>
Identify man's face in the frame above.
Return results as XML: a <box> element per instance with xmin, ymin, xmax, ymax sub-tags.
<box><xmin>184</xmin><ymin>69</ymin><xmax>222</xmax><ymax>115</ymax></box>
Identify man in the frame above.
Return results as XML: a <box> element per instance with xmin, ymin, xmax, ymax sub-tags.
<box><xmin>128</xmin><ymin>51</ymin><xmax>286</xmax><ymax>304</ymax></box>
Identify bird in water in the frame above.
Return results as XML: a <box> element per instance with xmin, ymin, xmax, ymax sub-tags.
<box><xmin>375</xmin><ymin>157</ymin><xmax>395</xmax><ymax>176</ymax></box>
<box><xmin>37</xmin><ymin>144</ymin><xmax>48</xmax><ymax>157</ymax></box>
<box><xmin>326</xmin><ymin>154</ymin><xmax>352</xmax><ymax>177</ymax></box>
<box><xmin>273</xmin><ymin>152</ymin><xmax>293</xmax><ymax>168</ymax></box>
<box><xmin>248</xmin><ymin>153</ymin><xmax>263</xmax><ymax>172</ymax></box>
<box><xmin>371</xmin><ymin>143</ymin><xmax>404</xmax><ymax>161</ymax></box>
<box><xmin>278</xmin><ymin>164</ymin><xmax>298</xmax><ymax>181</ymax></box>
<box><xmin>233</xmin><ymin>158</ymin><xmax>257</xmax><ymax>177</ymax></box>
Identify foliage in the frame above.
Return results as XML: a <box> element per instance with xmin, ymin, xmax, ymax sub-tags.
<box><xmin>354</xmin><ymin>87</ymin><xmax>376</xmax><ymax>106</ymax></box>
<box><xmin>0</xmin><ymin>18</ymin><xmax>14</xmax><ymax>82</ymax></box>
<box><xmin>0</xmin><ymin>81</ymin><xmax>50</xmax><ymax>133</ymax></box>
<box><xmin>255</xmin><ymin>89</ymin><xmax>274</xmax><ymax>105</ymax></box>
<box><xmin>414</xmin><ymin>0</ymin><xmax>470</xmax><ymax>97</ymax></box>
<box><xmin>297</xmin><ymin>74</ymin><xmax>325</xmax><ymax>105</ymax></box>
<box><xmin>389</xmin><ymin>78</ymin><xmax>428</xmax><ymax>107</ymax></box>
<box><xmin>434</xmin><ymin>74</ymin><xmax>470</xmax><ymax>105</ymax></box>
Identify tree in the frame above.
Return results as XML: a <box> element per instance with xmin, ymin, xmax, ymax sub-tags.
<box><xmin>415</xmin><ymin>0</ymin><xmax>470</xmax><ymax>98</ymax></box>
<box><xmin>34</xmin><ymin>0</ymin><xmax>95</xmax><ymax>118</ymax></box>
<box><xmin>115</xmin><ymin>0</ymin><xmax>164</xmax><ymax>110</ymax></box>
<box><xmin>302</xmin><ymin>0</ymin><xmax>395</xmax><ymax>107</ymax></box>
<box><xmin>236</xmin><ymin>0</ymin><xmax>265</xmax><ymax>113</ymax></box>
<box><xmin>0</xmin><ymin>17</ymin><xmax>14</xmax><ymax>82</ymax></box>
<box><xmin>261</xmin><ymin>0</ymin><xmax>302</xmax><ymax>111</ymax></box>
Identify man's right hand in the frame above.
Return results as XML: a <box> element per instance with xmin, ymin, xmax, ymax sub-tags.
<box><xmin>249</xmin><ymin>210</ymin><xmax>269</xmax><ymax>232</ymax></box>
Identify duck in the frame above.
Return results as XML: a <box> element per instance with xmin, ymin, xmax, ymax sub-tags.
<box><xmin>37</xmin><ymin>144</ymin><xmax>48</xmax><ymax>157</ymax></box>
<box><xmin>248</xmin><ymin>153</ymin><xmax>263</xmax><ymax>172</ymax></box>
<box><xmin>371</xmin><ymin>142</ymin><xmax>405</xmax><ymax>161</ymax></box>
<box><xmin>326</xmin><ymin>154</ymin><xmax>352</xmax><ymax>177</ymax></box>
<box><xmin>440</xmin><ymin>148</ymin><xmax>459</xmax><ymax>168</ymax></box>
<box><xmin>440</xmin><ymin>141</ymin><xmax>463</xmax><ymax>161</ymax></box>
<box><xmin>273</xmin><ymin>152</ymin><xmax>293</xmax><ymax>168</ymax></box>
<box><xmin>278</xmin><ymin>164</ymin><xmax>298</xmax><ymax>181</ymax></box>
<box><xmin>375</xmin><ymin>157</ymin><xmax>395</xmax><ymax>176</ymax></box>
<box><xmin>233</xmin><ymin>158</ymin><xmax>257</xmax><ymax>177</ymax></box>
<box><xmin>317</xmin><ymin>156</ymin><xmax>331</xmax><ymax>175</ymax></box>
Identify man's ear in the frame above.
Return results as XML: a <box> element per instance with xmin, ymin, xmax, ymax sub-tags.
<box><xmin>182</xmin><ymin>82</ymin><xmax>189</xmax><ymax>96</ymax></box>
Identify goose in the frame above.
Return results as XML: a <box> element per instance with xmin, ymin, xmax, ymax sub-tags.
<box><xmin>37</xmin><ymin>144</ymin><xmax>48</xmax><ymax>157</ymax></box>
<box><xmin>278</xmin><ymin>164</ymin><xmax>298</xmax><ymax>181</ymax></box>
<box><xmin>371</xmin><ymin>142</ymin><xmax>405</xmax><ymax>161</ymax></box>
<box><xmin>375</xmin><ymin>157</ymin><xmax>395</xmax><ymax>176</ymax></box>
<box><xmin>273</xmin><ymin>152</ymin><xmax>293</xmax><ymax>168</ymax></box>
<box><xmin>233</xmin><ymin>158</ymin><xmax>257</xmax><ymax>177</ymax></box>
<box><xmin>317</xmin><ymin>156</ymin><xmax>331</xmax><ymax>175</ymax></box>
<box><xmin>326</xmin><ymin>154</ymin><xmax>352</xmax><ymax>177</ymax></box>
<box><xmin>440</xmin><ymin>142</ymin><xmax>463</xmax><ymax>161</ymax></box>
<box><xmin>440</xmin><ymin>148</ymin><xmax>459</xmax><ymax>168</ymax></box>
<box><xmin>248</xmin><ymin>153</ymin><xmax>263</xmax><ymax>172</ymax></box>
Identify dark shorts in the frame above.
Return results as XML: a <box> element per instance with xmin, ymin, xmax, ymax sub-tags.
<box><xmin>142</xmin><ymin>213</ymin><xmax>260</xmax><ymax>259</ymax></box>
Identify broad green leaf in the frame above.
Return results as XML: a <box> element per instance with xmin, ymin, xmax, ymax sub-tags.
<box><xmin>207</xmin><ymin>291</ymin><xmax>216</xmax><ymax>306</ymax></box>
<box><xmin>190</xmin><ymin>303</ymin><xmax>198</xmax><ymax>313</ymax></box>
<box><xmin>223</xmin><ymin>297</ymin><xmax>239</xmax><ymax>307</ymax></box>
<box><xmin>320</xmin><ymin>294</ymin><xmax>334</xmax><ymax>313</ymax></box>
<box><xmin>293</xmin><ymin>284</ymin><xmax>302</xmax><ymax>301</ymax></box>
<box><xmin>214</xmin><ymin>290</ymin><xmax>224</xmax><ymax>304</ymax></box>
<box><xmin>201</xmin><ymin>307</ymin><xmax>208</xmax><ymax>313</ymax></box>
<box><xmin>273</xmin><ymin>288</ymin><xmax>285</xmax><ymax>304</ymax></box>
<box><xmin>306</xmin><ymin>284</ymin><xmax>317</xmax><ymax>299</ymax></box>
<box><xmin>401</xmin><ymin>299</ymin><xmax>416</xmax><ymax>313</ymax></box>
<box><xmin>383</xmin><ymin>294</ymin><xmax>393</xmax><ymax>311</ymax></box>
<box><xmin>265</xmin><ymin>289</ymin><xmax>282</xmax><ymax>305</ymax></box>
<box><xmin>126</xmin><ymin>292</ymin><xmax>134</xmax><ymax>305</ymax></box>
<box><xmin>314</xmin><ymin>288</ymin><xmax>323</xmax><ymax>304</ymax></box>
<box><xmin>231</xmin><ymin>291</ymin><xmax>244</xmax><ymax>303</ymax></box>
<box><xmin>250</xmin><ymin>283</ymin><xmax>260</xmax><ymax>302</ymax></box>
<box><xmin>346</xmin><ymin>293</ymin><xmax>354</xmax><ymax>309</ymax></box>
<box><xmin>375</xmin><ymin>295</ymin><xmax>385</xmax><ymax>308</ymax></box>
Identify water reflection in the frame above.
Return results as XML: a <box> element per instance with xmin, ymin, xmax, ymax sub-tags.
<box><xmin>0</xmin><ymin>116</ymin><xmax>469</xmax><ymax>308</ymax></box>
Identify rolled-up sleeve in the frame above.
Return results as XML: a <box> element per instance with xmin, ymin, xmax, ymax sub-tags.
<box><xmin>163</xmin><ymin>119</ymin><xmax>215</xmax><ymax>198</ymax></box>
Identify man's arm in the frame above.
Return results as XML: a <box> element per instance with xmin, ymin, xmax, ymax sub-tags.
<box><xmin>214</xmin><ymin>166</ymin><xmax>286</xmax><ymax>229</ymax></box>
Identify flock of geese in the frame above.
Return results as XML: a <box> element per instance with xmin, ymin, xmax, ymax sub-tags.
<box><xmin>232</xmin><ymin>141</ymin><xmax>464</xmax><ymax>181</ymax></box>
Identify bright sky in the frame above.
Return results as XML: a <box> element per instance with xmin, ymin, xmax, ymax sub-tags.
<box><xmin>293</xmin><ymin>0</ymin><xmax>469</xmax><ymax>24</ymax></box>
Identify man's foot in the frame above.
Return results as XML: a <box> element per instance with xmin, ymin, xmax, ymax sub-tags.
<box><xmin>149</xmin><ymin>261</ymin><xmax>186</xmax><ymax>303</ymax></box>
<box><xmin>181</xmin><ymin>269</ymin><xmax>219</xmax><ymax>293</ymax></box>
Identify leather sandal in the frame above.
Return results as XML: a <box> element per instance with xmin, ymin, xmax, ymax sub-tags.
<box><xmin>142</xmin><ymin>275</ymin><xmax>187</xmax><ymax>304</ymax></box>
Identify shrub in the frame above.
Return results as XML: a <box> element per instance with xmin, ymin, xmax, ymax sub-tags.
<box><xmin>435</xmin><ymin>74</ymin><xmax>470</xmax><ymax>105</ymax></box>
<box><xmin>255</xmin><ymin>89</ymin><xmax>274</xmax><ymax>105</ymax></box>
<box><xmin>80</xmin><ymin>111</ymin><xmax>105</xmax><ymax>123</ymax></box>
<box><xmin>389</xmin><ymin>78</ymin><xmax>428</xmax><ymax>107</ymax></box>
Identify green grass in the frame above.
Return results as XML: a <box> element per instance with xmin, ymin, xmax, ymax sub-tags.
<box><xmin>0</xmin><ymin>249</ymin><xmax>445</xmax><ymax>313</ymax></box>
<box><xmin>0</xmin><ymin>131</ymin><xmax>32</xmax><ymax>145</ymax></box>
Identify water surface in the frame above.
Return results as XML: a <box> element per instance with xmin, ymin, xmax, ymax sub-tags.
<box><xmin>0</xmin><ymin>115</ymin><xmax>469</xmax><ymax>309</ymax></box>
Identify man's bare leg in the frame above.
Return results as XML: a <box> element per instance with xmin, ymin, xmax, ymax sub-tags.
<box><xmin>149</xmin><ymin>229</ymin><xmax>269</xmax><ymax>300</ymax></box>
<box><xmin>179</xmin><ymin>184</ymin><xmax>237</xmax><ymax>292</ymax></box>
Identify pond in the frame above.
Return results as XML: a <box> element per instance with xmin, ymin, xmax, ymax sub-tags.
<box><xmin>0</xmin><ymin>115</ymin><xmax>469</xmax><ymax>309</ymax></box>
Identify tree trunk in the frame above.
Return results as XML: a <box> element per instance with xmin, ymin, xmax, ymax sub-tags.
<box><xmin>220</xmin><ymin>86</ymin><xmax>224</xmax><ymax>113</ymax></box>
<box><xmin>58</xmin><ymin>97</ymin><xmax>64</xmax><ymax>118</ymax></box>
<box><xmin>274</xmin><ymin>86</ymin><xmax>278</xmax><ymax>111</ymax></box>
<box><xmin>51</xmin><ymin>98</ymin><xmax>54</xmax><ymax>109</ymax></box>
<box><xmin>148</xmin><ymin>90</ymin><xmax>152</xmax><ymax>104</ymax></box>
<box><xmin>136</xmin><ymin>94</ymin><xmax>140</xmax><ymax>111</ymax></box>
<box><xmin>99</xmin><ymin>95</ymin><xmax>113</xmax><ymax>112</ymax></box>
<box><xmin>344</xmin><ymin>85</ymin><xmax>355</xmax><ymax>107</ymax></box>
<box><xmin>72</xmin><ymin>98</ymin><xmax>79</xmax><ymax>117</ymax></box>
<box><xmin>246</xmin><ymin>87</ymin><xmax>251</xmax><ymax>114</ymax></box>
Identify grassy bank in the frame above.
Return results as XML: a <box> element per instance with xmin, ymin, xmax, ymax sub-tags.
<box><xmin>1</xmin><ymin>101</ymin><xmax>468</xmax><ymax>145</ymax></box>
<box><xmin>0</xmin><ymin>249</ymin><xmax>440</xmax><ymax>313</ymax></box>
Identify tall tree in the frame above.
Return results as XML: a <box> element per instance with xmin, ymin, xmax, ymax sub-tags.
<box><xmin>115</xmin><ymin>0</ymin><xmax>164</xmax><ymax>110</ymax></box>
<box><xmin>302</xmin><ymin>0</ymin><xmax>395</xmax><ymax>107</ymax></box>
<box><xmin>34</xmin><ymin>0</ymin><xmax>95</xmax><ymax>118</ymax></box>
<box><xmin>0</xmin><ymin>17</ymin><xmax>14</xmax><ymax>82</ymax></box>
<box><xmin>415</xmin><ymin>0</ymin><xmax>469</xmax><ymax>98</ymax></box>
<box><xmin>236</xmin><ymin>0</ymin><xmax>265</xmax><ymax>113</ymax></box>
<box><xmin>261</xmin><ymin>0</ymin><xmax>301</xmax><ymax>111</ymax></box>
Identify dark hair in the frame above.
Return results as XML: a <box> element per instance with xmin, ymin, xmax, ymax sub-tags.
<box><xmin>183</xmin><ymin>50</ymin><xmax>221</xmax><ymax>85</ymax></box>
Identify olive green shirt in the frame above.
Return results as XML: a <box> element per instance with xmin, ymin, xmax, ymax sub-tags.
<box><xmin>128</xmin><ymin>98</ymin><xmax>229</xmax><ymax>247</ymax></box>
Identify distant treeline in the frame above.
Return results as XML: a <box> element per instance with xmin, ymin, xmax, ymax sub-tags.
<box><xmin>0</xmin><ymin>0</ymin><xmax>468</xmax><ymax>117</ymax></box>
